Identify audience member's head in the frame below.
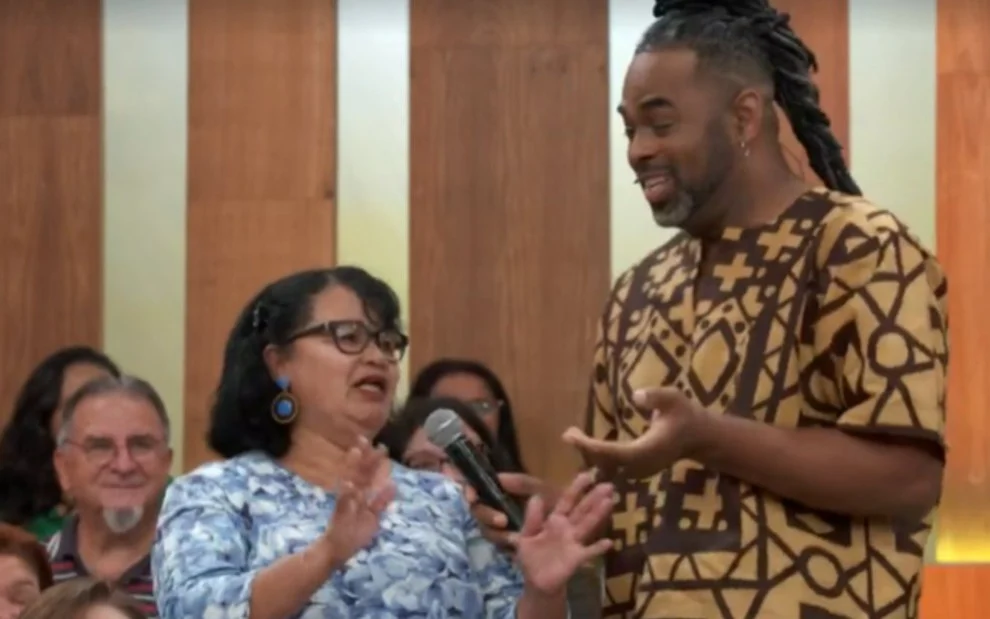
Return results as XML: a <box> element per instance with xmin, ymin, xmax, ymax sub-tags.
<box><xmin>53</xmin><ymin>376</ymin><xmax>172</xmax><ymax>535</ymax></box>
<box><xmin>209</xmin><ymin>266</ymin><xmax>408</xmax><ymax>458</ymax></box>
<box><xmin>409</xmin><ymin>358</ymin><xmax>524</xmax><ymax>471</ymax></box>
<box><xmin>379</xmin><ymin>397</ymin><xmax>517</xmax><ymax>484</ymax></box>
<box><xmin>0</xmin><ymin>347</ymin><xmax>120</xmax><ymax>528</ymax></box>
<box><xmin>0</xmin><ymin>524</ymin><xmax>52</xmax><ymax>619</ymax></box>
<box><xmin>18</xmin><ymin>578</ymin><xmax>144</xmax><ymax>619</ymax></box>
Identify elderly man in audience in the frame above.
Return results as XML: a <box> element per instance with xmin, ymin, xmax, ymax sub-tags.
<box><xmin>46</xmin><ymin>376</ymin><xmax>172</xmax><ymax>619</ymax></box>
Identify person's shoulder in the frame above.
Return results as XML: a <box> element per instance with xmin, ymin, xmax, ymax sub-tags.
<box><xmin>174</xmin><ymin>454</ymin><xmax>242</xmax><ymax>483</ymax></box>
<box><xmin>618</xmin><ymin>231</ymin><xmax>691</xmax><ymax>284</ymax></box>
<box><xmin>812</xmin><ymin>190</ymin><xmax>941</xmax><ymax>277</ymax></box>
<box><xmin>814</xmin><ymin>190</ymin><xmax>932</xmax><ymax>253</ymax></box>
<box><xmin>606</xmin><ymin>232</ymin><xmax>691</xmax><ymax>307</ymax></box>
<box><xmin>165</xmin><ymin>452</ymin><xmax>271</xmax><ymax>503</ymax></box>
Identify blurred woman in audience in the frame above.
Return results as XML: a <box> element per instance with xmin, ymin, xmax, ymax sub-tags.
<box><xmin>19</xmin><ymin>578</ymin><xmax>144</xmax><ymax>619</ymax></box>
<box><xmin>378</xmin><ymin>396</ymin><xmax>519</xmax><ymax>482</ymax></box>
<box><xmin>409</xmin><ymin>358</ymin><xmax>526</xmax><ymax>471</ymax></box>
<box><xmin>378</xmin><ymin>398</ymin><xmax>601</xmax><ymax>619</ymax></box>
<box><xmin>0</xmin><ymin>523</ymin><xmax>53</xmax><ymax>619</ymax></box>
<box><xmin>379</xmin><ymin>398</ymin><xmax>603</xmax><ymax>619</ymax></box>
<box><xmin>0</xmin><ymin>348</ymin><xmax>120</xmax><ymax>540</ymax></box>
<box><xmin>153</xmin><ymin>266</ymin><xmax>613</xmax><ymax>619</ymax></box>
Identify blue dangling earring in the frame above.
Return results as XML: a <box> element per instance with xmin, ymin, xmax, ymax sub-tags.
<box><xmin>271</xmin><ymin>376</ymin><xmax>299</xmax><ymax>424</ymax></box>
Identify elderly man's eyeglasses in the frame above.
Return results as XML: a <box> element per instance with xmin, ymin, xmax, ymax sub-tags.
<box><xmin>289</xmin><ymin>320</ymin><xmax>408</xmax><ymax>361</ymax></box>
<box><xmin>62</xmin><ymin>435</ymin><xmax>166</xmax><ymax>467</ymax></box>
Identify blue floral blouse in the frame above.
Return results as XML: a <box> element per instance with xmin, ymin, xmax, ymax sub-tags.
<box><xmin>152</xmin><ymin>452</ymin><xmax>525</xmax><ymax>618</ymax></box>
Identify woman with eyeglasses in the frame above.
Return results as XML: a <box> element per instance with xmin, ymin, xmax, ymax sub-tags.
<box><xmin>152</xmin><ymin>266</ymin><xmax>614</xmax><ymax>619</ymax></box>
<box><xmin>380</xmin><ymin>398</ymin><xmax>605</xmax><ymax>619</ymax></box>
<box><xmin>378</xmin><ymin>396</ymin><xmax>518</xmax><ymax>484</ymax></box>
<box><xmin>409</xmin><ymin>358</ymin><xmax>526</xmax><ymax>472</ymax></box>
<box><xmin>410</xmin><ymin>358</ymin><xmax>564</xmax><ymax>552</ymax></box>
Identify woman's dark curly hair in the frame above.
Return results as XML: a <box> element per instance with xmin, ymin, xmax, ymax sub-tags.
<box><xmin>377</xmin><ymin>396</ymin><xmax>520</xmax><ymax>473</ymax></box>
<box><xmin>208</xmin><ymin>266</ymin><xmax>403</xmax><ymax>459</ymax></box>
<box><xmin>0</xmin><ymin>347</ymin><xmax>120</xmax><ymax>526</ymax></box>
<box><xmin>408</xmin><ymin>358</ymin><xmax>525</xmax><ymax>472</ymax></box>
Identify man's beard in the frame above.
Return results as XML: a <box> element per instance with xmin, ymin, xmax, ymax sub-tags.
<box><xmin>651</xmin><ymin>186</ymin><xmax>697</xmax><ymax>228</ymax></box>
<box><xmin>102</xmin><ymin>506</ymin><xmax>144</xmax><ymax>534</ymax></box>
<box><xmin>651</xmin><ymin>125</ymin><xmax>735</xmax><ymax>229</ymax></box>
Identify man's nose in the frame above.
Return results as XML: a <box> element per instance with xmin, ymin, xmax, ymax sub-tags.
<box><xmin>108</xmin><ymin>445</ymin><xmax>139</xmax><ymax>471</ymax></box>
<box><xmin>628</xmin><ymin>131</ymin><xmax>662</xmax><ymax>168</ymax></box>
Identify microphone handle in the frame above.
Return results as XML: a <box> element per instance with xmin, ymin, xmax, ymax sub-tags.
<box><xmin>446</xmin><ymin>440</ymin><xmax>525</xmax><ymax>531</ymax></box>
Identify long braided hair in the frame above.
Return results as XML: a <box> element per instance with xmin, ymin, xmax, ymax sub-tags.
<box><xmin>639</xmin><ymin>0</ymin><xmax>861</xmax><ymax>195</ymax></box>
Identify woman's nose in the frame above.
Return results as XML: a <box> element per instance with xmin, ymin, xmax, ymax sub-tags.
<box><xmin>361</xmin><ymin>342</ymin><xmax>391</xmax><ymax>366</ymax></box>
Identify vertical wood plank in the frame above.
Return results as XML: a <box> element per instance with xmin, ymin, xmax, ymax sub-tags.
<box><xmin>0</xmin><ymin>0</ymin><xmax>103</xmax><ymax>427</ymax></box>
<box><xmin>184</xmin><ymin>0</ymin><xmax>337</xmax><ymax>469</ymax></box>
<box><xmin>773</xmin><ymin>0</ymin><xmax>851</xmax><ymax>179</ymax></box>
<box><xmin>409</xmin><ymin>0</ymin><xmax>611</xmax><ymax>485</ymax></box>
<box><xmin>932</xmin><ymin>0</ymin><xmax>990</xmax><ymax>565</ymax></box>
<box><xmin>920</xmin><ymin>0</ymin><xmax>989</xmax><ymax>613</ymax></box>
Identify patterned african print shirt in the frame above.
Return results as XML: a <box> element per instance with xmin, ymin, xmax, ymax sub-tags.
<box><xmin>152</xmin><ymin>452</ymin><xmax>524</xmax><ymax>618</ymax></box>
<box><xmin>586</xmin><ymin>189</ymin><xmax>948</xmax><ymax>619</ymax></box>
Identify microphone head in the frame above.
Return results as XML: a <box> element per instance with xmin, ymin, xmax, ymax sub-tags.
<box><xmin>424</xmin><ymin>408</ymin><xmax>464</xmax><ymax>449</ymax></box>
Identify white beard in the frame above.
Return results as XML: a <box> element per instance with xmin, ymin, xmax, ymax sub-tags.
<box><xmin>102</xmin><ymin>506</ymin><xmax>144</xmax><ymax>534</ymax></box>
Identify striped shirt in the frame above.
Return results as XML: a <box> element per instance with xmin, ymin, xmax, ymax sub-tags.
<box><xmin>47</xmin><ymin>516</ymin><xmax>158</xmax><ymax>617</ymax></box>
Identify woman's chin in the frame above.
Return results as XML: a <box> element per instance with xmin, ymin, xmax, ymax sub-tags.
<box><xmin>343</xmin><ymin>405</ymin><xmax>391</xmax><ymax>438</ymax></box>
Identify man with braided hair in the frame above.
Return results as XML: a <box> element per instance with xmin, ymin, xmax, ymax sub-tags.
<box><xmin>562</xmin><ymin>0</ymin><xmax>948</xmax><ymax>616</ymax></box>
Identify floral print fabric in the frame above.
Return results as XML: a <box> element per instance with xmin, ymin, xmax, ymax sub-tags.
<box><xmin>152</xmin><ymin>452</ymin><xmax>524</xmax><ymax>618</ymax></box>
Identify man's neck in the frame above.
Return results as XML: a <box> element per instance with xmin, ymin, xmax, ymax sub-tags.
<box><xmin>692</xmin><ymin>156</ymin><xmax>810</xmax><ymax>237</ymax></box>
<box><xmin>76</xmin><ymin>510</ymin><xmax>155</xmax><ymax>581</ymax></box>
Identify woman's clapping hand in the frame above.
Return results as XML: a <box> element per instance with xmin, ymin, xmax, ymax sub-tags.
<box><xmin>322</xmin><ymin>437</ymin><xmax>397</xmax><ymax>567</ymax></box>
<box><xmin>514</xmin><ymin>471</ymin><xmax>614</xmax><ymax>596</ymax></box>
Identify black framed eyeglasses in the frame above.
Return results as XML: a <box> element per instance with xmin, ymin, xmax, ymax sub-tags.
<box><xmin>289</xmin><ymin>320</ymin><xmax>409</xmax><ymax>361</ymax></box>
<box><xmin>404</xmin><ymin>442</ymin><xmax>490</xmax><ymax>473</ymax></box>
<box><xmin>466</xmin><ymin>399</ymin><xmax>503</xmax><ymax>417</ymax></box>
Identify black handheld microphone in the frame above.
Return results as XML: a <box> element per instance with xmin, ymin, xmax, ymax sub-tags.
<box><xmin>424</xmin><ymin>408</ymin><xmax>525</xmax><ymax>532</ymax></box>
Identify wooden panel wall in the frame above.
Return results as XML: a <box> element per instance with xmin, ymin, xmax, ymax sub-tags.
<box><xmin>932</xmin><ymin>0</ymin><xmax>990</xmax><ymax>559</ymax></box>
<box><xmin>920</xmin><ymin>565</ymin><xmax>987</xmax><ymax>618</ymax></box>
<box><xmin>184</xmin><ymin>0</ymin><xmax>338</xmax><ymax>468</ymax></box>
<box><xmin>920</xmin><ymin>0</ymin><xmax>990</xmax><ymax>614</ymax></box>
<box><xmin>409</xmin><ymin>0</ymin><xmax>612</xmax><ymax>485</ymax></box>
<box><xmin>0</xmin><ymin>0</ymin><xmax>103</xmax><ymax>426</ymax></box>
<box><xmin>774</xmin><ymin>0</ymin><xmax>851</xmax><ymax>177</ymax></box>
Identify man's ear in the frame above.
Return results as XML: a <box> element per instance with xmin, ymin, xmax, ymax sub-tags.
<box><xmin>731</xmin><ymin>87</ymin><xmax>765</xmax><ymax>145</ymax></box>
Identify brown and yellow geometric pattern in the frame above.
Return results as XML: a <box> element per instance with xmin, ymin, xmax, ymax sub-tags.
<box><xmin>586</xmin><ymin>188</ymin><xmax>949</xmax><ymax>618</ymax></box>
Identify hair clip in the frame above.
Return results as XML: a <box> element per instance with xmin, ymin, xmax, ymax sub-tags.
<box><xmin>251</xmin><ymin>303</ymin><xmax>268</xmax><ymax>332</ymax></box>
